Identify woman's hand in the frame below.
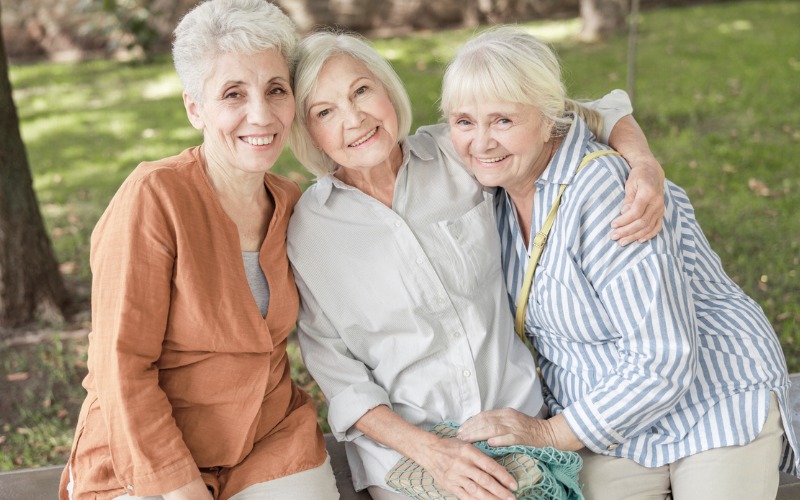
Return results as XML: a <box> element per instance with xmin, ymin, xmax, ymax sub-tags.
<box><xmin>417</xmin><ymin>436</ymin><xmax>518</xmax><ymax>500</ymax></box>
<box><xmin>457</xmin><ymin>409</ymin><xmax>583</xmax><ymax>452</ymax></box>
<box><xmin>355</xmin><ymin>405</ymin><xmax>517</xmax><ymax>500</ymax></box>
<box><xmin>606</xmin><ymin>114</ymin><xmax>666</xmax><ymax>246</ymax></box>
<box><xmin>162</xmin><ymin>477</ymin><xmax>213</xmax><ymax>500</ymax></box>
<box><xmin>611</xmin><ymin>155</ymin><xmax>665</xmax><ymax>245</ymax></box>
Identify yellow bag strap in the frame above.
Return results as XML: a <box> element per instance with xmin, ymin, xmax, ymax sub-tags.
<box><xmin>514</xmin><ymin>150</ymin><xmax>621</xmax><ymax>377</ymax></box>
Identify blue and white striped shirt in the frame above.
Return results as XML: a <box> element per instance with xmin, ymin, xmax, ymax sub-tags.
<box><xmin>497</xmin><ymin>115</ymin><xmax>799</xmax><ymax>473</ymax></box>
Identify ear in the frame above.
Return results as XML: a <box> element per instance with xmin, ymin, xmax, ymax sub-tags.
<box><xmin>541</xmin><ymin>117</ymin><xmax>555</xmax><ymax>143</ymax></box>
<box><xmin>183</xmin><ymin>91</ymin><xmax>205</xmax><ymax>131</ymax></box>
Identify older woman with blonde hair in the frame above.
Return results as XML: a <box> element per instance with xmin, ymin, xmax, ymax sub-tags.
<box><xmin>287</xmin><ymin>29</ymin><xmax>666</xmax><ymax>499</ymax></box>
<box><xmin>449</xmin><ymin>27</ymin><xmax>799</xmax><ymax>500</ymax></box>
<box><xmin>60</xmin><ymin>1</ymin><xmax>338</xmax><ymax>499</ymax></box>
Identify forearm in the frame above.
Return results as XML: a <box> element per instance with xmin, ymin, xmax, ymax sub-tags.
<box><xmin>543</xmin><ymin>414</ymin><xmax>584</xmax><ymax>451</ymax></box>
<box><xmin>608</xmin><ymin>115</ymin><xmax>663</xmax><ymax>175</ymax></box>
<box><xmin>354</xmin><ymin>405</ymin><xmax>439</xmax><ymax>462</ymax></box>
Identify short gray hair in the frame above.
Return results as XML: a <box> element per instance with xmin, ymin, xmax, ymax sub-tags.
<box><xmin>172</xmin><ymin>0</ymin><xmax>298</xmax><ymax>103</ymax></box>
<box><xmin>441</xmin><ymin>26</ymin><xmax>601</xmax><ymax>138</ymax></box>
<box><xmin>289</xmin><ymin>31</ymin><xmax>413</xmax><ymax>178</ymax></box>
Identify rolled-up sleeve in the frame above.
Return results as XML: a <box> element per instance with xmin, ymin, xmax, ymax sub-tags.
<box><xmin>584</xmin><ymin>89</ymin><xmax>634</xmax><ymax>144</ymax></box>
<box><xmin>294</xmin><ymin>272</ymin><xmax>392</xmax><ymax>441</ymax></box>
<box><xmin>90</xmin><ymin>179</ymin><xmax>199</xmax><ymax>495</ymax></box>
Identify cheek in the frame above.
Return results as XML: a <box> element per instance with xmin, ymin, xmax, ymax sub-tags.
<box><xmin>450</xmin><ymin>132</ymin><xmax>470</xmax><ymax>161</ymax></box>
<box><xmin>308</xmin><ymin>122</ymin><xmax>332</xmax><ymax>150</ymax></box>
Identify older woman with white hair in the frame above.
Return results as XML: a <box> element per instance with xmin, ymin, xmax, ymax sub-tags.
<box><xmin>286</xmin><ymin>30</ymin><xmax>665</xmax><ymax>500</ymax></box>
<box><xmin>59</xmin><ymin>1</ymin><xmax>337</xmax><ymax>499</ymax></box>
<box><xmin>449</xmin><ymin>27</ymin><xmax>799</xmax><ymax>500</ymax></box>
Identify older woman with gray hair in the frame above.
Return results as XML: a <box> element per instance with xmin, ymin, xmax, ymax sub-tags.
<box><xmin>450</xmin><ymin>27</ymin><xmax>799</xmax><ymax>500</ymax></box>
<box><xmin>59</xmin><ymin>1</ymin><xmax>337</xmax><ymax>499</ymax></box>
<box><xmin>286</xmin><ymin>30</ymin><xmax>665</xmax><ymax>500</ymax></box>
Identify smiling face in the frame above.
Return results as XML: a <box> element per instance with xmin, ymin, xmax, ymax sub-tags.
<box><xmin>183</xmin><ymin>48</ymin><xmax>295</xmax><ymax>175</ymax></box>
<box><xmin>449</xmin><ymin>100</ymin><xmax>555</xmax><ymax>193</ymax></box>
<box><xmin>305</xmin><ymin>55</ymin><xmax>399</xmax><ymax>173</ymax></box>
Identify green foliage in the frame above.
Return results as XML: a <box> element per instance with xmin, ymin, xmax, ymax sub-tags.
<box><xmin>4</xmin><ymin>0</ymin><xmax>798</xmax><ymax>469</ymax></box>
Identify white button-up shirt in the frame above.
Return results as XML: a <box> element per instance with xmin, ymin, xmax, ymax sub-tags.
<box><xmin>287</xmin><ymin>126</ymin><xmax>543</xmax><ymax>491</ymax></box>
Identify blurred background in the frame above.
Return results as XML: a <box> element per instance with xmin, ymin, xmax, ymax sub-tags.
<box><xmin>1</xmin><ymin>0</ymin><xmax>798</xmax><ymax>471</ymax></box>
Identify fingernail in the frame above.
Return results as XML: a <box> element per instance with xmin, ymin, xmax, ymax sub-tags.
<box><xmin>610</xmin><ymin>232</ymin><xmax>619</xmax><ymax>240</ymax></box>
<box><xmin>621</xmin><ymin>204</ymin><xmax>630</xmax><ymax>213</ymax></box>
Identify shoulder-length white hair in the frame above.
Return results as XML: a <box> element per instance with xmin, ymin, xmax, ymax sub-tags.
<box><xmin>172</xmin><ymin>0</ymin><xmax>297</xmax><ymax>104</ymax></box>
<box><xmin>289</xmin><ymin>31</ymin><xmax>413</xmax><ymax>178</ymax></box>
<box><xmin>440</xmin><ymin>26</ymin><xmax>601</xmax><ymax>138</ymax></box>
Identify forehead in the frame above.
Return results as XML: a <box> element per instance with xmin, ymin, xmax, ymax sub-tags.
<box><xmin>313</xmin><ymin>55</ymin><xmax>376</xmax><ymax>95</ymax></box>
<box><xmin>450</xmin><ymin>99</ymin><xmax>530</xmax><ymax>117</ymax></box>
<box><xmin>203</xmin><ymin>48</ymin><xmax>289</xmax><ymax>91</ymax></box>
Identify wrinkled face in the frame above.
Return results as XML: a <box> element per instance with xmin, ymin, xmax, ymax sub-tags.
<box><xmin>306</xmin><ymin>55</ymin><xmax>399</xmax><ymax>172</ymax></box>
<box><xmin>183</xmin><ymin>49</ymin><xmax>295</xmax><ymax>175</ymax></box>
<box><xmin>448</xmin><ymin>100</ymin><xmax>553</xmax><ymax>191</ymax></box>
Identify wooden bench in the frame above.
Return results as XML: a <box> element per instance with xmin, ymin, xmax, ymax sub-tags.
<box><xmin>4</xmin><ymin>374</ymin><xmax>800</xmax><ymax>499</ymax></box>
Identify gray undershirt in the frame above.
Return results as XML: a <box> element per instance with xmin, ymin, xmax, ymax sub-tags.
<box><xmin>242</xmin><ymin>252</ymin><xmax>269</xmax><ymax>317</ymax></box>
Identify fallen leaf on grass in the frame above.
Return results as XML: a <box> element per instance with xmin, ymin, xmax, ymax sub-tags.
<box><xmin>6</xmin><ymin>372</ymin><xmax>29</xmax><ymax>382</ymax></box>
<box><xmin>748</xmin><ymin>178</ymin><xmax>771</xmax><ymax>197</ymax></box>
<box><xmin>16</xmin><ymin>428</ymin><xmax>30</xmax><ymax>435</ymax></box>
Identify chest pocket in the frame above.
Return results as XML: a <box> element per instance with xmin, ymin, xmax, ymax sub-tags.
<box><xmin>433</xmin><ymin>193</ymin><xmax>502</xmax><ymax>295</ymax></box>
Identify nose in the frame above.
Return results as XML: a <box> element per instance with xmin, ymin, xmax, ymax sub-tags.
<box><xmin>248</xmin><ymin>96</ymin><xmax>273</xmax><ymax>126</ymax></box>
<box><xmin>342</xmin><ymin>103</ymin><xmax>364</xmax><ymax>129</ymax></box>
<box><xmin>472</xmin><ymin>126</ymin><xmax>494</xmax><ymax>153</ymax></box>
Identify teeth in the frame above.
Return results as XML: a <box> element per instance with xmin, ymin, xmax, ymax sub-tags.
<box><xmin>349</xmin><ymin>128</ymin><xmax>377</xmax><ymax>147</ymax></box>
<box><xmin>477</xmin><ymin>155</ymin><xmax>509</xmax><ymax>163</ymax></box>
<box><xmin>245</xmin><ymin>136</ymin><xmax>274</xmax><ymax>146</ymax></box>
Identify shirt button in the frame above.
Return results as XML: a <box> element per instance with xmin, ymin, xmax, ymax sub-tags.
<box><xmin>463</xmin><ymin>370</ymin><xmax>471</xmax><ymax>378</ymax></box>
<box><xmin>453</xmin><ymin>332</ymin><xmax>461</xmax><ymax>338</ymax></box>
<box><xmin>127</xmin><ymin>485</ymin><xmax>134</xmax><ymax>490</ymax></box>
<box><xmin>394</xmin><ymin>220</ymin><xmax>402</xmax><ymax>228</ymax></box>
<box><xmin>416</xmin><ymin>258</ymin><xmax>423</xmax><ymax>265</ymax></box>
<box><xmin>607</xmin><ymin>443</ymin><xmax>619</xmax><ymax>451</ymax></box>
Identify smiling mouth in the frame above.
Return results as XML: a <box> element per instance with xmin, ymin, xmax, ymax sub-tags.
<box><xmin>349</xmin><ymin>127</ymin><xmax>378</xmax><ymax>147</ymax></box>
<box><xmin>476</xmin><ymin>155</ymin><xmax>509</xmax><ymax>164</ymax></box>
<box><xmin>243</xmin><ymin>135</ymin><xmax>275</xmax><ymax>146</ymax></box>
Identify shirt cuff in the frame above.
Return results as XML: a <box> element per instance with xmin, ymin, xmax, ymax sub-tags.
<box><xmin>328</xmin><ymin>382</ymin><xmax>392</xmax><ymax>442</ymax></box>
<box><xmin>562</xmin><ymin>398</ymin><xmax>627</xmax><ymax>454</ymax></box>
<box><xmin>584</xmin><ymin>89</ymin><xmax>633</xmax><ymax>144</ymax></box>
<box><xmin>121</xmin><ymin>453</ymin><xmax>199</xmax><ymax>497</ymax></box>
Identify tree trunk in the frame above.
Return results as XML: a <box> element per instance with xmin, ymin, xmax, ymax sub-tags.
<box><xmin>579</xmin><ymin>0</ymin><xmax>626</xmax><ymax>42</ymax></box>
<box><xmin>0</xmin><ymin>4</ymin><xmax>70</xmax><ymax>329</ymax></box>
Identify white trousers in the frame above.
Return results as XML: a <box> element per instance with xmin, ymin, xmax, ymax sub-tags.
<box><xmin>68</xmin><ymin>455</ymin><xmax>340</xmax><ymax>500</ymax></box>
<box><xmin>578</xmin><ymin>393</ymin><xmax>785</xmax><ymax>500</ymax></box>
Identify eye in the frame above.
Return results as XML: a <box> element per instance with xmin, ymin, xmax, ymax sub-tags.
<box><xmin>269</xmin><ymin>86</ymin><xmax>287</xmax><ymax>95</ymax></box>
<box><xmin>223</xmin><ymin>91</ymin><xmax>242</xmax><ymax>100</ymax></box>
<box><xmin>317</xmin><ymin>109</ymin><xmax>330</xmax><ymax>118</ymax></box>
<box><xmin>354</xmin><ymin>85</ymin><xmax>368</xmax><ymax>96</ymax></box>
<box><xmin>454</xmin><ymin>118</ymin><xmax>472</xmax><ymax>127</ymax></box>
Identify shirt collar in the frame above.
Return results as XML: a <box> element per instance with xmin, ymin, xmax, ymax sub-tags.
<box><xmin>538</xmin><ymin>114</ymin><xmax>594</xmax><ymax>187</ymax></box>
<box><xmin>309</xmin><ymin>136</ymin><xmax>435</xmax><ymax>207</ymax></box>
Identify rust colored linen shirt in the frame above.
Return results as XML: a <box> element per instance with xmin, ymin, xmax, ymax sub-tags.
<box><xmin>59</xmin><ymin>146</ymin><xmax>326</xmax><ymax>500</ymax></box>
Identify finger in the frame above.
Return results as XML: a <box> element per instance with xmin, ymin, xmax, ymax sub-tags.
<box><xmin>472</xmin><ymin>464</ymin><xmax>517</xmax><ymax>500</ymax></box>
<box><xmin>486</xmin><ymin>433</ymin><xmax>518</xmax><ymax>448</ymax></box>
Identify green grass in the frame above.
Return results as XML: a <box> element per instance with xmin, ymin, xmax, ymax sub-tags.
<box><xmin>1</xmin><ymin>0</ymin><xmax>798</xmax><ymax>470</ymax></box>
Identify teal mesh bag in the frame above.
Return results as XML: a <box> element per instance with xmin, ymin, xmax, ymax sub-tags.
<box><xmin>384</xmin><ymin>421</ymin><xmax>583</xmax><ymax>500</ymax></box>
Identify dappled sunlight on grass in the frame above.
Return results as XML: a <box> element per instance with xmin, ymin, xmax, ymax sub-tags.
<box><xmin>2</xmin><ymin>0</ymin><xmax>798</xmax><ymax>469</ymax></box>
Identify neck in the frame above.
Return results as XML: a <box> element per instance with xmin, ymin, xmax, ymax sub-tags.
<box><xmin>201</xmin><ymin>147</ymin><xmax>272</xmax><ymax>252</ymax></box>
<box><xmin>505</xmin><ymin>137</ymin><xmax>561</xmax><ymax>247</ymax></box>
<box><xmin>335</xmin><ymin>143</ymin><xmax>403</xmax><ymax>208</ymax></box>
<box><xmin>203</xmin><ymin>151</ymin><xmax>266</xmax><ymax>204</ymax></box>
